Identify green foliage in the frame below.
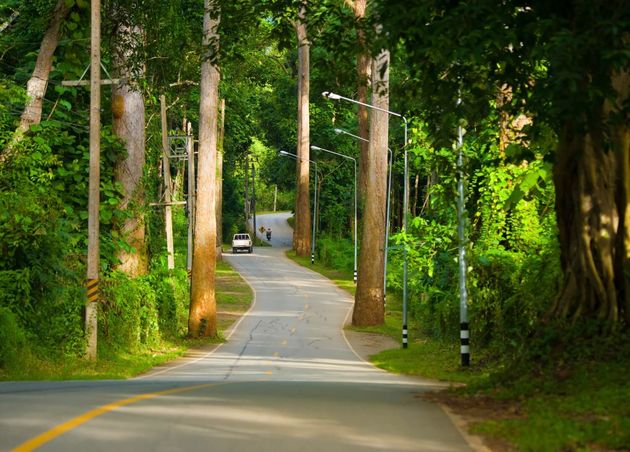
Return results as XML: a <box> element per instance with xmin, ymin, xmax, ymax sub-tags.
<box><xmin>100</xmin><ymin>268</ymin><xmax>189</xmax><ymax>352</ymax></box>
<box><xmin>0</xmin><ymin>307</ymin><xmax>31</xmax><ymax>373</ymax></box>
<box><xmin>316</xmin><ymin>235</ymin><xmax>354</xmax><ymax>273</ymax></box>
<box><xmin>467</xmin><ymin>325</ymin><xmax>630</xmax><ymax>450</ymax></box>
<box><xmin>380</xmin><ymin>113</ymin><xmax>562</xmax><ymax>356</ymax></box>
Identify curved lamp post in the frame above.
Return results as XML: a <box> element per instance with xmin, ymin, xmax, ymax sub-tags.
<box><xmin>310</xmin><ymin>145</ymin><xmax>358</xmax><ymax>283</ymax></box>
<box><xmin>333</xmin><ymin>128</ymin><xmax>393</xmax><ymax>306</ymax></box>
<box><xmin>323</xmin><ymin>91</ymin><xmax>409</xmax><ymax>349</ymax></box>
<box><xmin>279</xmin><ymin>151</ymin><xmax>318</xmax><ymax>264</ymax></box>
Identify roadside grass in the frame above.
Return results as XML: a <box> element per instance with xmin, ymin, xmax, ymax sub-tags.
<box><xmin>216</xmin><ymin>259</ymin><xmax>254</xmax><ymax>333</ymax></box>
<box><xmin>285</xmin><ymin>250</ymin><xmax>356</xmax><ymax>296</ymax></box>
<box><xmin>370</xmin><ymin>340</ymin><xmax>489</xmax><ymax>385</ymax></box>
<box><xmin>467</xmin><ymin>353</ymin><xmax>630</xmax><ymax>451</ymax></box>
<box><xmin>0</xmin><ymin>258</ymin><xmax>252</xmax><ymax>381</ymax></box>
<box><xmin>286</xmin><ymin>246</ymin><xmax>630</xmax><ymax>451</ymax></box>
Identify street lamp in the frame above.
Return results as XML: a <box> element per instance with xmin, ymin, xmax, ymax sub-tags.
<box><xmin>310</xmin><ymin>144</ymin><xmax>358</xmax><ymax>284</ymax></box>
<box><xmin>323</xmin><ymin>91</ymin><xmax>409</xmax><ymax>349</ymax></box>
<box><xmin>279</xmin><ymin>151</ymin><xmax>318</xmax><ymax>264</ymax></box>
<box><xmin>333</xmin><ymin>128</ymin><xmax>393</xmax><ymax>306</ymax></box>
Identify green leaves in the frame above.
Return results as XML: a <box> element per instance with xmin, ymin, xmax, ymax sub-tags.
<box><xmin>505</xmin><ymin>161</ymin><xmax>552</xmax><ymax>210</ymax></box>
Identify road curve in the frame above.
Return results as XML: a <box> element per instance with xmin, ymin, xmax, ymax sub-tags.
<box><xmin>0</xmin><ymin>212</ymin><xmax>471</xmax><ymax>451</ymax></box>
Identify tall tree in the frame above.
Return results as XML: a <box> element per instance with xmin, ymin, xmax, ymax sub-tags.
<box><xmin>353</xmin><ymin>48</ymin><xmax>389</xmax><ymax>326</ymax></box>
<box><xmin>346</xmin><ymin>0</ymin><xmax>370</xmax><ymax>206</ymax></box>
<box><xmin>189</xmin><ymin>0</ymin><xmax>220</xmax><ymax>338</ymax></box>
<box><xmin>0</xmin><ymin>0</ymin><xmax>70</xmax><ymax>165</ymax></box>
<box><xmin>293</xmin><ymin>1</ymin><xmax>311</xmax><ymax>256</ymax></box>
<box><xmin>111</xmin><ymin>20</ymin><xmax>147</xmax><ymax>277</ymax></box>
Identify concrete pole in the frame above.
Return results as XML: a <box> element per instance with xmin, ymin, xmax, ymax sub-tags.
<box><xmin>252</xmin><ymin>162</ymin><xmax>257</xmax><ymax>240</ymax></box>
<box><xmin>310</xmin><ymin>164</ymin><xmax>317</xmax><ymax>264</ymax></box>
<box><xmin>217</xmin><ymin>99</ymin><xmax>225</xmax><ymax>248</ymax></box>
<box><xmin>160</xmin><ymin>95</ymin><xmax>175</xmax><ymax>270</ymax></box>
<box><xmin>85</xmin><ymin>0</ymin><xmax>101</xmax><ymax>361</ymax></box>
<box><xmin>244</xmin><ymin>155</ymin><xmax>249</xmax><ymax>220</ymax></box>
<box><xmin>187</xmin><ymin>121</ymin><xmax>195</xmax><ymax>275</ymax></box>
<box><xmin>273</xmin><ymin>185</ymin><xmax>278</xmax><ymax>212</ymax></box>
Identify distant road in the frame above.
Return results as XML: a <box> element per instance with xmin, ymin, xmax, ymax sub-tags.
<box><xmin>0</xmin><ymin>212</ymin><xmax>471</xmax><ymax>451</ymax></box>
<box><xmin>252</xmin><ymin>211</ymin><xmax>294</xmax><ymax>247</ymax></box>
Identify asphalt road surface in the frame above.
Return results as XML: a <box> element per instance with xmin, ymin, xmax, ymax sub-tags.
<box><xmin>0</xmin><ymin>212</ymin><xmax>471</xmax><ymax>451</ymax></box>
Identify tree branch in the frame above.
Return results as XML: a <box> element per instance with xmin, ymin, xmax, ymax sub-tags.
<box><xmin>0</xmin><ymin>10</ymin><xmax>19</xmax><ymax>34</ymax></box>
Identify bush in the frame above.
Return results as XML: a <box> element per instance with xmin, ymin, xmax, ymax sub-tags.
<box><xmin>316</xmin><ymin>235</ymin><xmax>354</xmax><ymax>273</ymax></box>
<box><xmin>100</xmin><ymin>272</ymin><xmax>159</xmax><ymax>351</ymax></box>
<box><xmin>100</xmin><ymin>269</ymin><xmax>190</xmax><ymax>352</ymax></box>
<box><xmin>155</xmin><ymin>268</ymin><xmax>190</xmax><ymax>339</ymax></box>
<box><xmin>0</xmin><ymin>307</ymin><xmax>30</xmax><ymax>372</ymax></box>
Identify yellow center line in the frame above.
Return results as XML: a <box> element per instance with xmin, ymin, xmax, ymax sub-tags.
<box><xmin>12</xmin><ymin>382</ymin><xmax>223</xmax><ymax>451</ymax></box>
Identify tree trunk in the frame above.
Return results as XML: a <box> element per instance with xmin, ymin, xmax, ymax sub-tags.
<box><xmin>0</xmin><ymin>0</ymin><xmax>70</xmax><ymax>165</ymax></box>
<box><xmin>619</xmin><ymin>72</ymin><xmax>630</xmax><ymax>325</ymax></box>
<box><xmin>112</xmin><ymin>24</ymin><xmax>147</xmax><ymax>277</ymax></box>
<box><xmin>353</xmin><ymin>49</ymin><xmax>390</xmax><ymax>327</ymax></box>
<box><xmin>551</xmin><ymin>69</ymin><xmax>629</xmax><ymax>326</ymax></box>
<box><xmin>350</xmin><ymin>0</ymin><xmax>370</xmax><ymax>209</ymax></box>
<box><xmin>294</xmin><ymin>3</ymin><xmax>311</xmax><ymax>256</ymax></box>
<box><xmin>412</xmin><ymin>173</ymin><xmax>419</xmax><ymax>216</ymax></box>
<box><xmin>189</xmin><ymin>0</ymin><xmax>220</xmax><ymax>338</ymax></box>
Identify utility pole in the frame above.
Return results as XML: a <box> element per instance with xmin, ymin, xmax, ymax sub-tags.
<box><xmin>273</xmin><ymin>185</ymin><xmax>277</xmax><ymax>212</ymax></box>
<box><xmin>187</xmin><ymin>121</ymin><xmax>195</xmax><ymax>275</ymax></box>
<box><xmin>160</xmin><ymin>95</ymin><xmax>175</xmax><ymax>270</ymax></box>
<box><xmin>244</xmin><ymin>155</ymin><xmax>250</xmax><ymax>220</ymax></box>
<box><xmin>252</xmin><ymin>161</ymin><xmax>257</xmax><ymax>240</ymax></box>
<box><xmin>85</xmin><ymin>0</ymin><xmax>101</xmax><ymax>361</ymax></box>
<box><xmin>216</xmin><ymin>99</ymin><xmax>225</xmax><ymax>249</ymax></box>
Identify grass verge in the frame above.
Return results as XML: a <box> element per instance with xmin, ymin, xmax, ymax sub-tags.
<box><xmin>0</xmin><ymin>258</ymin><xmax>252</xmax><ymax>381</ymax></box>
<box><xmin>286</xmin><ymin>246</ymin><xmax>630</xmax><ymax>451</ymax></box>
<box><xmin>285</xmin><ymin>250</ymin><xmax>356</xmax><ymax>296</ymax></box>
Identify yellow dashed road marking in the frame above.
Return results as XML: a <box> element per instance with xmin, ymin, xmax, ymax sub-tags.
<box><xmin>12</xmin><ymin>383</ymin><xmax>224</xmax><ymax>451</ymax></box>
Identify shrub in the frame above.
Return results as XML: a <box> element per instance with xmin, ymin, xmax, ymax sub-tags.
<box><xmin>316</xmin><ymin>235</ymin><xmax>354</xmax><ymax>273</ymax></box>
<box><xmin>100</xmin><ymin>269</ymin><xmax>190</xmax><ymax>352</ymax></box>
<box><xmin>0</xmin><ymin>307</ymin><xmax>30</xmax><ymax>372</ymax></box>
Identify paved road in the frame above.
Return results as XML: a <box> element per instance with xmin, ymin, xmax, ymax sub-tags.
<box><xmin>0</xmin><ymin>212</ymin><xmax>471</xmax><ymax>451</ymax></box>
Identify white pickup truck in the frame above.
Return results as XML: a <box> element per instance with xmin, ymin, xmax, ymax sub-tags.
<box><xmin>232</xmin><ymin>233</ymin><xmax>253</xmax><ymax>254</ymax></box>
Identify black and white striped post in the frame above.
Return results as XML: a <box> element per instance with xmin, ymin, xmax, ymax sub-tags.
<box><xmin>456</xmin><ymin>96</ymin><xmax>470</xmax><ymax>367</ymax></box>
<box><xmin>402</xmin><ymin>323</ymin><xmax>408</xmax><ymax>348</ymax></box>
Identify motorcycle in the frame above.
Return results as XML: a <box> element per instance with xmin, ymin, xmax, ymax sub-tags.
<box><xmin>266</xmin><ymin>230</ymin><xmax>272</xmax><ymax>240</ymax></box>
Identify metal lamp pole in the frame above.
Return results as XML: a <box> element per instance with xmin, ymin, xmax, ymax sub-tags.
<box><xmin>279</xmin><ymin>151</ymin><xmax>318</xmax><ymax>264</ymax></box>
<box><xmin>323</xmin><ymin>91</ymin><xmax>409</xmax><ymax>348</ymax></box>
<box><xmin>310</xmin><ymin>145</ymin><xmax>357</xmax><ymax>283</ymax></box>
<box><xmin>333</xmin><ymin>128</ymin><xmax>393</xmax><ymax>305</ymax></box>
